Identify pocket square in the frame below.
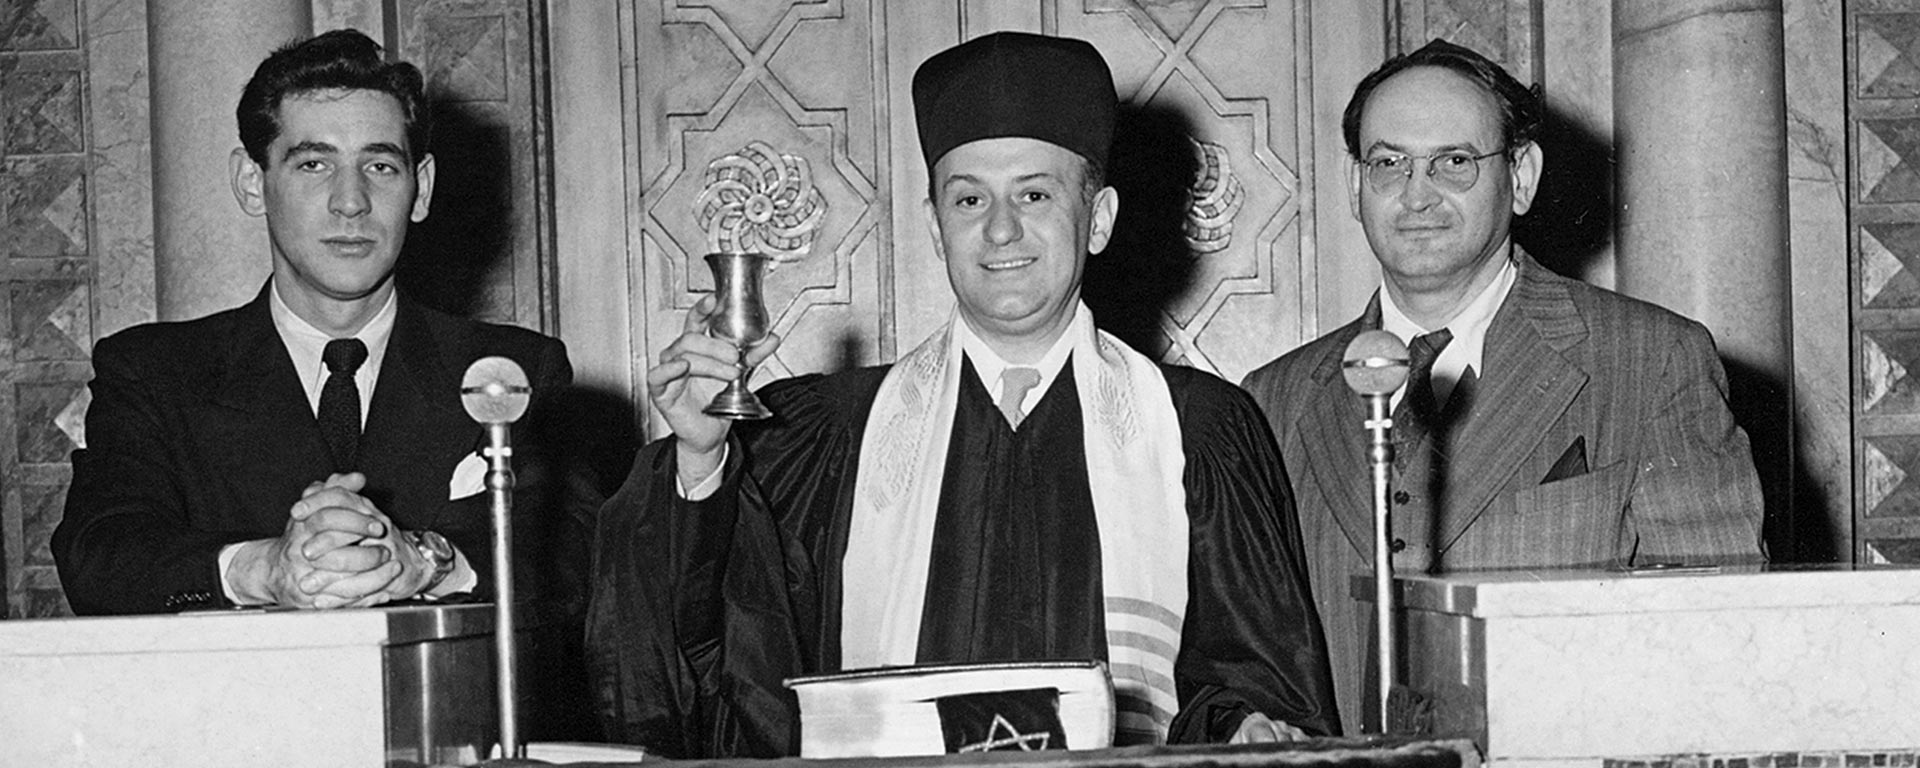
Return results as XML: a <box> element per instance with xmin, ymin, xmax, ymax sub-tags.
<box><xmin>449</xmin><ymin>451</ymin><xmax>487</xmax><ymax>500</ymax></box>
<box><xmin>1541</xmin><ymin>436</ymin><xmax>1588</xmax><ymax>484</ymax></box>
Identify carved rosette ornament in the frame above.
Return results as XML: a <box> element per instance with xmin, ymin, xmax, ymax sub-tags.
<box><xmin>693</xmin><ymin>141</ymin><xmax>827</xmax><ymax>262</ymax></box>
<box><xmin>1184</xmin><ymin>137</ymin><xmax>1244</xmax><ymax>255</ymax></box>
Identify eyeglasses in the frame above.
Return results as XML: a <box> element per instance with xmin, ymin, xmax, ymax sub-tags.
<box><xmin>1360</xmin><ymin>149</ymin><xmax>1506</xmax><ymax>194</ymax></box>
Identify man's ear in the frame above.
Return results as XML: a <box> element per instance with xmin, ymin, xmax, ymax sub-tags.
<box><xmin>1085</xmin><ymin>186</ymin><xmax>1118</xmax><ymax>256</ymax></box>
<box><xmin>922</xmin><ymin>196</ymin><xmax>946</xmax><ymax>261</ymax></box>
<box><xmin>411</xmin><ymin>153</ymin><xmax>436</xmax><ymax>223</ymax></box>
<box><xmin>230</xmin><ymin>148</ymin><xmax>267</xmax><ymax>217</ymax></box>
<box><xmin>1346</xmin><ymin>158</ymin><xmax>1364</xmax><ymax>221</ymax></box>
<box><xmin>1510</xmin><ymin>141</ymin><xmax>1544</xmax><ymax>216</ymax></box>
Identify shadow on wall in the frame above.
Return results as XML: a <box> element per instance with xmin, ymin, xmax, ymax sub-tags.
<box><xmin>1084</xmin><ymin>102</ymin><xmax>1204</xmax><ymax>361</ymax></box>
<box><xmin>399</xmin><ymin>101</ymin><xmax>513</xmax><ymax>319</ymax></box>
<box><xmin>1724</xmin><ymin>358</ymin><xmax>1841</xmax><ymax>563</ymax></box>
<box><xmin>1514</xmin><ymin>104</ymin><xmax>1613</xmax><ymax>280</ymax></box>
<box><xmin>1517</xmin><ymin>104</ymin><xmax>1835</xmax><ymax>563</ymax></box>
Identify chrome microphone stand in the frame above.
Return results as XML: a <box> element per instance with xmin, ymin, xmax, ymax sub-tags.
<box><xmin>461</xmin><ymin>357</ymin><xmax>532</xmax><ymax>760</ymax></box>
<box><xmin>1341</xmin><ymin>330</ymin><xmax>1409</xmax><ymax>734</ymax></box>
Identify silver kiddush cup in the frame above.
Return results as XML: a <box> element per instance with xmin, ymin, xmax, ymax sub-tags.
<box><xmin>702</xmin><ymin>252</ymin><xmax>774</xmax><ymax>420</ymax></box>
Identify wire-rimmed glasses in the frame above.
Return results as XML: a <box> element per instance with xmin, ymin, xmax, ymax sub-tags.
<box><xmin>1361</xmin><ymin>149</ymin><xmax>1506</xmax><ymax>195</ymax></box>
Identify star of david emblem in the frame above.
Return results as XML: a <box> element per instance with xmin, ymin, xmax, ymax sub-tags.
<box><xmin>958</xmin><ymin>714</ymin><xmax>1051</xmax><ymax>753</ymax></box>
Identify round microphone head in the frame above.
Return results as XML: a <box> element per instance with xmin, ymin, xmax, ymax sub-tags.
<box><xmin>1342</xmin><ymin>330</ymin><xmax>1410</xmax><ymax>396</ymax></box>
<box><xmin>461</xmin><ymin>356</ymin><xmax>532</xmax><ymax>424</ymax></box>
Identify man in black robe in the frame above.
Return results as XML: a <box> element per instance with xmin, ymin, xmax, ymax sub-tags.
<box><xmin>586</xmin><ymin>31</ymin><xmax>1338</xmax><ymax>757</ymax></box>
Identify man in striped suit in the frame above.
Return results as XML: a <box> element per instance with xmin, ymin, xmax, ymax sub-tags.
<box><xmin>1241</xmin><ymin>39</ymin><xmax>1766</xmax><ymax>735</ymax></box>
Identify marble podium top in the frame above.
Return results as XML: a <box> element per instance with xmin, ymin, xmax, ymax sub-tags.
<box><xmin>1392</xmin><ymin>564</ymin><xmax>1920</xmax><ymax>618</ymax></box>
<box><xmin>0</xmin><ymin>602</ymin><xmax>495</xmax><ymax>656</ymax></box>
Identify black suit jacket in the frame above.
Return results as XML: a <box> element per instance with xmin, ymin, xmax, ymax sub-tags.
<box><xmin>53</xmin><ymin>286</ymin><xmax>573</xmax><ymax>615</ymax></box>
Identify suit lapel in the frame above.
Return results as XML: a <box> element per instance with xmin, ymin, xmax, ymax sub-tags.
<box><xmin>1297</xmin><ymin>312</ymin><xmax>1381</xmax><ymax>566</ymax></box>
<box><xmin>207</xmin><ymin>287</ymin><xmax>335</xmax><ymax>468</ymax></box>
<box><xmin>358</xmin><ymin>298</ymin><xmax>478</xmax><ymax>530</ymax></box>
<box><xmin>1436</xmin><ymin>253</ymin><xmax>1590</xmax><ymax>550</ymax></box>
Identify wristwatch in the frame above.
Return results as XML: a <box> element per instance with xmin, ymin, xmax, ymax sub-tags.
<box><xmin>405</xmin><ymin>529</ymin><xmax>457</xmax><ymax>594</ymax></box>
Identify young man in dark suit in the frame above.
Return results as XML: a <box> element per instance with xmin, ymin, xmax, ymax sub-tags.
<box><xmin>53</xmin><ymin>29</ymin><xmax>571</xmax><ymax>615</ymax></box>
<box><xmin>1241</xmin><ymin>40</ymin><xmax>1766</xmax><ymax>734</ymax></box>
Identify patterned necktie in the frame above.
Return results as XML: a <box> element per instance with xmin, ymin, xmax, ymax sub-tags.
<box><xmin>1395</xmin><ymin>329</ymin><xmax>1453</xmax><ymax>432</ymax></box>
<box><xmin>998</xmin><ymin>367</ymin><xmax>1042</xmax><ymax>429</ymax></box>
<box><xmin>319</xmin><ymin>338</ymin><xmax>369</xmax><ymax>472</ymax></box>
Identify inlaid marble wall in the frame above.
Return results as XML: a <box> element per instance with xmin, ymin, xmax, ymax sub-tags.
<box><xmin>1</xmin><ymin>0</ymin><xmax>151</xmax><ymax>618</ymax></box>
<box><xmin>1852</xmin><ymin>0</ymin><xmax>1920</xmax><ymax>564</ymax></box>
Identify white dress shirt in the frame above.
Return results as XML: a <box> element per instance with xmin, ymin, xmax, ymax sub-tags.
<box><xmin>1379</xmin><ymin>256</ymin><xmax>1517</xmax><ymax>410</ymax></box>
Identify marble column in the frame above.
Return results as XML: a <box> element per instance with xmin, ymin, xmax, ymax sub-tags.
<box><xmin>148</xmin><ymin>0</ymin><xmax>310</xmax><ymax>321</ymax></box>
<box><xmin>1613</xmin><ymin>1</ymin><xmax>1792</xmax><ymax>545</ymax></box>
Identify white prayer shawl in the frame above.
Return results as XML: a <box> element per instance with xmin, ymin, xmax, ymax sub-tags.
<box><xmin>841</xmin><ymin>305</ymin><xmax>1190</xmax><ymax>743</ymax></box>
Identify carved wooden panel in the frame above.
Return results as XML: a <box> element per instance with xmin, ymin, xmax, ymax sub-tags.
<box><xmin>625</xmin><ymin>0</ymin><xmax>1318</xmax><ymax>415</ymax></box>
<box><xmin>1390</xmin><ymin>0</ymin><xmax>1538</xmax><ymax>82</ymax></box>
<box><xmin>0</xmin><ymin>0</ymin><xmax>98</xmax><ymax>618</ymax></box>
<box><xmin>1058</xmin><ymin>1</ymin><xmax>1314</xmax><ymax>380</ymax></box>
<box><xmin>393</xmin><ymin>0</ymin><xmax>554</xmax><ymax>329</ymax></box>
<box><xmin>631</xmin><ymin>0</ymin><xmax>885</xmax><ymax>415</ymax></box>
<box><xmin>1853</xmin><ymin>1</ymin><xmax>1920</xmax><ymax>563</ymax></box>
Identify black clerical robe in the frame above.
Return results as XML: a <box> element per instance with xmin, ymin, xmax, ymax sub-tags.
<box><xmin>586</xmin><ymin>360</ymin><xmax>1337</xmax><ymax>757</ymax></box>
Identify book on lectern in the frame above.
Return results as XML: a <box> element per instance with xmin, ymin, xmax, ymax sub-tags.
<box><xmin>783</xmin><ymin>659</ymin><xmax>1116</xmax><ymax>758</ymax></box>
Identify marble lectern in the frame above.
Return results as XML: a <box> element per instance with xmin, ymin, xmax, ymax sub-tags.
<box><xmin>0</xmin><ymin>604</ymin><xmax>497</xmax><ymax>767</ymax></box>
<box><xmin>1385</xmin><ymin>567</ymin><xmax>1920</xmax><ymax>767</ymax></box>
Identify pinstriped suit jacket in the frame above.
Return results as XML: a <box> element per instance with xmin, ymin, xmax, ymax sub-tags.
<box><xmin>1240</xmin><ymin>251</ymin><xmax>1765</xmax><ymax>733</ymax></box>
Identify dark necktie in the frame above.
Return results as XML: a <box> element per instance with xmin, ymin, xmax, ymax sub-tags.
<box><xmin>319</xmin><ymin>338</ymin><xmax>368</xmax><ymax>472</ymax></box>
<box><xmin>1395</xmin><ymin>329</ymin><xmax>1453</xmax><ymax>433</ymax></box>
<box><xmin>998</xmin><ymin>367</ymin><xmax>1042</xmax><ymax>429</ymax></box>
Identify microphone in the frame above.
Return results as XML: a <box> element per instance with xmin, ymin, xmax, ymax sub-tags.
<box><xmin>1341</xmin><ymin>330</ymin><xmax>1407</xmax><ymax>734</ymax></box>
<box><xmin>461</xmin><ymin>356</ymin><xmax>532</xmax><ymax>425</ymax></box>
<box><xmin>461</xmin><ymin>356</ymin><xmax>531</xmax><ymax>760</ymax></box>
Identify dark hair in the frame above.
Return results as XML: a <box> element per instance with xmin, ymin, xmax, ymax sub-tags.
<box><xmin>236</xmin><ymin>28</ymin><xmax>430</xmax><ymax>167</ymax></box>
<box><xmin>1341</xmin><ymin>39</ymin><xmax>1543</xmax><ymax>159</ymax></box>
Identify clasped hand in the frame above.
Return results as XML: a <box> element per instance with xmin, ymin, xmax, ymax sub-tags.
<box><xmin>645</xmin><ymin>294</ymin><xmax>782</xmax><ymax>484</ymax></box>
<box><xmin>238</xmin><ymin>472</ymin><xmax>433</xmax><ymax>609</ymax></box>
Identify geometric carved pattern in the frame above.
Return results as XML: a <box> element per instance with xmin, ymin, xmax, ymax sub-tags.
<box><xmin>1867</xmin><ymin>538</ymin><xmax>1920</xmax><ymax>564</ymax></box>
<box><xmin>1185</xmin><ymin>137</ymin><xmax>1244</xmax><ymax>255</ymax></box>
<box><xmin>16</xmin><ymin>381</ymin><xmax>85</xmax><ymax>464</ymax></box>
<box><xmin>1415</xmin><ymin>0</ymin><xmax>1508</xmax><ymax>65</ymax></box>
<box><xmin>1863</xmin><ymin>436</ymin><xmax>1920</xmax><ymax>516</ymax></box>
<box><xmin>9</xmin><ymin>279</ymin><xmax>89</xmax><ymax>360</ymax></box>
<box><xmin>1861</xmin><ymin>223</ymin><xmax>1920</xmax><ymax>307</ymax></box>
<box><xmin>638</xmin><ymin>0</ymin><xmax>879</xmax><ymax>387</ymax></box>
<box><xmin>1855</xmin><ymin>4</ymin><xmax>1920</xmax><ymax>565</ymax></box>
<box><xmin>1</xmin><ymin>155</ymin><xmax>88</xmax><ymax>258</ymax></box>
<box><xmin>418</xmin><ymin>14</ymin><xmax>508</xmax><ymax>102</ymax></box>
<box><xmin>1860</xmin><ymin>118</ymin><xmax>1920</xmax><ymax>202</ymax></box>
<box><xmin>1860</xmin><ymin>14</ymin><xmax>1920</xmax><ymax>99</ymax></box>
<box><xmin>2</xmin><ymin>69</ymin><xmax>84</xmax><ymax>154</ymax></box>
<box><xmin>20</xmin><ymin>483</ymin><xmax>65</xmax><ymax>568</ymax></box>
<box><xmin>1078</xmin><ymin>1</ymin><xmax>1302</xmax><ymax>381</ymax></box>
<box><xmin>694</xmin><ymin>141</ymin><xmax>826</xmax><ymax>262</ymax></box>
<box><xmin>1861</xmin><ymin>330</ymin><xmax>1920</xmax><ymax>414</ymax></box>
<box><xmin>0</xmin><ymin>0</ymin><xmax>80</xmax><ymax>52</ymax></box>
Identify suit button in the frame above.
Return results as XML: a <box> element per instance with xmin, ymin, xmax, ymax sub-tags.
<box><xmin>1391</xmin><ymin>538</ymin><xmax>1407</xmax><ymax>553</ymax></box>
<box><xmin>1392</xmin><ymin>491</ymin><xmax>1410</xmax><ymax>504</ymax></box>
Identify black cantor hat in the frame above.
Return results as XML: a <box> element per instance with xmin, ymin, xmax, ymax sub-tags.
<box><xmin>911</xmin><ymin>31</ymin><xmax>1117</xmax><ymax>171</ymax></box>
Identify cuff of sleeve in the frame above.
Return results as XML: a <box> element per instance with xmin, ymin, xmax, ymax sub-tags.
<box><xmin>217</xmin><ymin>542</ymin><xmax>266</xmax><ymax>606</ymax></box>
<box><xmin>433</xmin><ymin>550</ymin><xmax>480</xmax><ymax>596</ymax></box>
<box><xmin>676</xmin><ymin>443</ymin><xmax>730</xmax><ymax>501</ymax></box>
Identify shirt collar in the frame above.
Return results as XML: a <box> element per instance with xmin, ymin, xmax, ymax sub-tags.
<box><xmin>954</xmin><ymin>307</ymin><xmax>1084</xmax><ymax>414</ymax></box>
<box><xmin>268</xmin><ymin>280</ymin><xmax>398</xmax><ymax>418</ymax></box>
<box><xmin>1378</xmin><ymin>255</ymin><xmax>1517</xmax><ymax>403</ymax></box>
